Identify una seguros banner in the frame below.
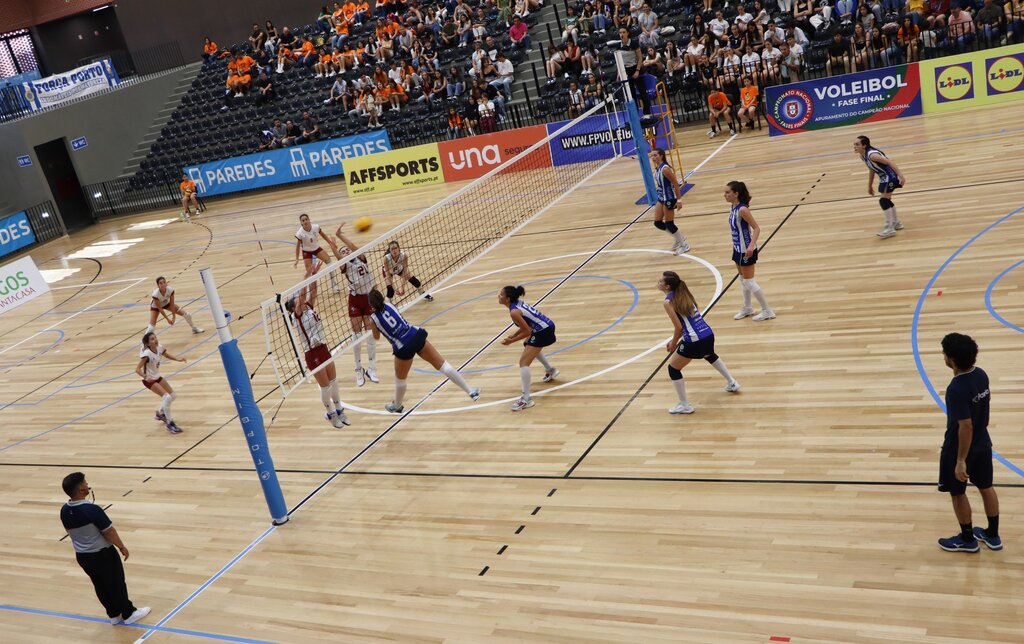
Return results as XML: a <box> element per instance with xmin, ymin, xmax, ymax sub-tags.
<box><xmin>766</xmin><ymin>63</ymin><xmax>922</xmax><ymax>135</ymax></box>
<box><xmin>344</xmin><ymin>142</ymin><xmax>444</xmax><ymax>196</ymax></box>
<box><xmin>920</xmin><ymin>44</ymin><xmax>1024</xmax><ymax>112</ymax></box>
<box><xmin>185</xmin><ymin>129</ymin><xmax>391</xmax><ymax>197</ymax></box>
<box><xmin>438</xmin><ymin>125</ymin><xmax>551</xmax><ymax>182</ymax></box>
<box><xmin>0</xmin><ymin>255</ymin><xmax>50</xmax><ymax>316</ymax></box>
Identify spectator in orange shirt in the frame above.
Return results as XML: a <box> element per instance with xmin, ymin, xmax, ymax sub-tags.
<box><xmin>180</xmin><ymin>174</ymin><xmax>200</xmax><ymax>215</ymax></box>
<box><xmin>342</xmin><ymin>1</ymin><xmax>358</xmax><ymax>25</ymax></box>
<box><xmin>202</xmin><ymin>37</ymin><xmax>219</xmax><ymax>66</ymax></box>
<box><xmin>447</xmin><ymin>107</ymin><xmax>469</xmax><ymax>139</ymax></box>
<box><xmin>387</xmin><ymin>80</ymin><xmax>406</xmax><ymax>110</ymax></box>
<box><xmin>314</xmin><ymin>46</ymin><xmax>335</xmax><ymax>77</ymax></box>
<box><xmin>707</xmin><ymin>86</ymin><xmax>736</xmax><ymax>138</ymax></box>
<box><xmin>737</xmin><ymin>77</ymin><xmax>759</xmax><ymax>131</ymax></box>
<box><xmin>332</xmin><ymin>18</ymin><xmax>350</xmax><ymax>49</ymax></box>
<box><xmin>298</xmin><ymin>38</ymin><xmax>317</xmax><ymax>68</ymax></box>
<box><xmin>276</xmin><ymin>45</ymin><xmax>295</xmax><ymax>74</ymax></box>
<box><xmin>355</xmin><ymin>0</ymin><xmax>370</xmax><ymax>23</ymax></box>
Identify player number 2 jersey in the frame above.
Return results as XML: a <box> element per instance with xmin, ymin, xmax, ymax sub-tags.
<box><xmin>511</xmin><ymin>301</ymin><xmax>553</xmax><ymax>331</ymax></box>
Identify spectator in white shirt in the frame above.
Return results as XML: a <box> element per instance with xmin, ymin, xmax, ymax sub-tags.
<box><xmin>684</xmin><ymin>36</ymin><xmax>705</xmax><ymax>73</ymax></box>
<box><xmin>760</xmin><ymin>41</ymin><xmax>781</xmax><ymax>82</ymax></box>
<box><xmin>734</xmin><ymin>5</ymin><xmax>755</xmax><ymax>31</ymax></box>
<box><xmin>489</xmin><ymin>51</ymin><xmax>515</xmax><ymax>98</ymax></box>
<box><xmin>741</xmin><ymin>45</ymin><xmax>762</xmax><ymax>81</ymax></box>
<box><xmin>710</xmin><ymin>11</ymin><xmax>731</xmax><ymax>46</ymax></box>
<box><xmin>638</xmin><ymin>4</ymin><xmax>661</xmax><ymax>48</ymax></box>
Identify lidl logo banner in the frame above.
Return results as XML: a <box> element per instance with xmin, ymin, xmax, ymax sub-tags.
<box><xmin>986</xmin><ymin>53</ymin><xmax>1024</xmax><ymax>95</ymax></box>
<box><xmin>934</xmin><ymin>62</ymin><xmax>974</xmax><ymax>103</ymax></box>
<box><xmin>920</xmin><ymin>42</ymin><xmax>1024</xmax><ymax>111</ymax></box>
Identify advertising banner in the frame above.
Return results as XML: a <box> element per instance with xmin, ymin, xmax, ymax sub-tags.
<box><xmin>185</xmin><ymin>130</ymin><xmax>391</xmax><ymax>197</ymax></box>
<box><xmin>920</xmin><ymin>44</ymin><xmax>1024</xmax><ymax>112</ymax></box>
<box><xmin>345</xmin><ymin>142</ymin><xmax>444</xmax><ymax>196</ymax></box>
<box><xmin>766</xmin><ymin>64</ymin><xmax>922</xmax><ymax>135</ymax></box>
<box><xmin>438</xmin><ymin>125</ymin><xmax>550</xmax><ymax>182</ymax></box>
<box><xmin>0</xmin><ymin>255</ymin><xmax>50</xmax><ymax>316</ymax></box>
<box><xmin>0</xmin><ymin>211</ymin><xmax>36</xmax><ymax>259</ymax></box>
<box><xmin>20</xmin><ymin>59</ymin><xmax>120</xmax><ymax>112</ymax></box>
<box><xmin>545</xmin><ymin>111</ymin><xmax>635</xmax><ymax>166</ymax></box>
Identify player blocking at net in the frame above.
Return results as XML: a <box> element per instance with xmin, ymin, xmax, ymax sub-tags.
<box><xmin>332</xmin><ymin>222</ymin><xmax>380</xmax><ymax>387</ymax></box>
<box><xmin>284</xmin><ymin>284</ymin><xmax>351</xmax><ymax>428</ymax></box>
<box><xmin>367</xmin><ymin>289</ymin><xmax>480</xmax><ymax>414</ymax></box>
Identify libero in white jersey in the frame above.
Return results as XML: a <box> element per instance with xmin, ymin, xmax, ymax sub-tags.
<box><xmin>135</xmin><ymin>331</ymin><xmax>188</xmax><ymax>433</ymax></box>
<box><xmin>383</xmin><ymin>240</ymin><xmax>433</xmax><ymax>302</ymax></box>
<box><xmin>147</xmin><ymin>276</ymin><xmax>204</xmax><ymax>335</ymax></box>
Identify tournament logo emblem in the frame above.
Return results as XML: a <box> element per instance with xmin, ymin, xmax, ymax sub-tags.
<box><xmin>986</xmin><ymin>54</ymin><xmax>1024</xmax><ymax>95</ymax></box>
<box><xmin>772</xmin><ymin>88</ymin><xmax>813</xmax><ymax>130</ymax></box>
<box><xmin>935</xmin><ymin>63</ymin><xmax>973</xmax><ymax>103</ymax></box>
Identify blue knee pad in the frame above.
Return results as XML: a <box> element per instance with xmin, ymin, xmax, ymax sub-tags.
<box><xmin>653</xmin><ymin>220</ymin><xmax>667</xmax><ymax>231</ymax></box>
<box><xmin>667</xmin><ymin>365</ymin><xmax>683</xmax><ymax>380</ymax></box>
<box><xmin>879</xmin><ymin>197</ymin><xmax>893</xmax><ymax>210</ymax></box>
<box><xmin>665</xmin><ymin>221</ymin><xmax>679</xmax><ymax>234</ymax></box>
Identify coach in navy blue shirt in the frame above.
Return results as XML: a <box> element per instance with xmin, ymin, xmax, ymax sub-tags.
<box><xmin>60</xmin><ymin>472</ymin><xmax>150</xmax><ymax>625</ymax></box>
<box><xmin>936</xmin><ymin>334</ymin><xmax>1002</xmax><ymax>553</ymax></box>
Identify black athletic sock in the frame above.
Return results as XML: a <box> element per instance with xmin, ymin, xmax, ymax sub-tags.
<box><xmin>960</xmin><ymin>522</ymin><xmax>975</xmax><ymax>542</ymax></box>
<box><xmin>986</xmin><ymin>515</ymin><xmax>999</xmax><ymax>538</ymax></box>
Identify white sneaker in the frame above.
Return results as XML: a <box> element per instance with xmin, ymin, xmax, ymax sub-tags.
<box><xmin>110</xmin><ymin>616</ymin><xmax>124</xmax><ymax>625</ymax></box>
<box><xmin>876</xmin><ymin>226</ymin><xmax>896</xmax><ymax>238</ymax></box>
<box><xmin>325</xmin><ymin>411</ymin><xmax>338</xmax><ymax>427</ymax></box>
<box><xmin>734</xmin><ymin>307</ymin><xmax>755</xmax><ymax>320</ymax></box>
<box><xmin>752</xmin><ymin>309</ymin><xmax>776</xmax><ymax>321</ymax></box>
<box><xmin>191</xmin><ymin>326</ymin><xmax>204</xmax><ymax>334</ymax></box>
<box><xmin>668</xmin><ymin>402</ymin><xmax>695</xmax><ymax>414</ymax></box>
<box><xmin>385</xmin><ymin>400</ymin><xmax>404</xmax><ymax>413</ymax></box>
<box><xmin>355</xmin><ymin>367</ymin><xmax>366</xmax><ymax>387</ymax></box>
<box><xmin>124</xmin><ymin>607</ymin><xmax>151</xmax><ymax>625</ymax></box>
<box><xmin>335</xmin><ymin>409</ymin><xmax>351</xmax><ymax>426</ymax></box>
<box><xmin>469</xmin><ymin>387</ymin><xmax>481</xmax><ymax>400</ymax></box>
<box><xmin>364</xmin><ymin>366</ymin><xmax>379</xmax><ymax>383</ymax></box>
<box><xmin>542</xmin><ymin>368</ymin><xmax>559</xmax><ymax>383</ymax></box>
<box><xmin>707</xmin><ymin>128</ymin><xmax>717</xmax><ymax>138</ymax></box>
<box><xmin>893</xmin><ymin>220</ymin><xmax>904</xmax><ymax>231</ymax></box>
<box><xmin>725</xmin><ymin>380</ymin><xmax>741</xmax><ymax>393</ymax></box>
<box><xmin>511</xmin><ymin>397</ymin><xmax>535</xmax><ymax>411</ymax></box>
<box><xmin>674</xmin><ymin>241</ymin><xmax>690</xmax><ymax>255</ymax></box>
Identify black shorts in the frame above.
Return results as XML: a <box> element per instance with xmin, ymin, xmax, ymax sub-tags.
<box><xmin>393</xmin><ymin>328</ymin><xmax>428</xmax><ymax>361</ymax></box>
<box><xmin>732</xmin><ymin>247</ymin><xmax>758</xmax><ymax>266</ymax></box>
<box><xmin>938</xmin><ymin>445</ymin><xmax>994</xmax><ymax>495</ymax></box>
<box><xmin>878</xmin><ymin>178</ymin><xmax>901</xmax><ymax>195</ymax></box>
<box><xmin>525</xmin><ymin>325</ymin><xmax>556</xmax><ymax>348</ymax></box>
<box><xmin>659</xmin><ymin>198</ymin><xmax>678</xmax><ymax>210</ymax></box>
<box><xmin>676</xmin><ymin>334</ymin><xmax>715</xmax><ymax>359</ymax></box>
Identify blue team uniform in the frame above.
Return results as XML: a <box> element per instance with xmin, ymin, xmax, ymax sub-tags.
<box><xmin>511</xmin><ymin>301</ymin><xmax>556</xmax><ymax>348</ymax></box>
<box><xmin>371</xmin><ymin>302</ymin><xmax>428</xmax><ymax>360</ymax></box>
<box><xmin>863</xmin><ymin>147</ymin><xmax>901</xmax><ymax>194</ymax></box>
<box><xmin>729</xmin><ymin>202</ymin><xmax>758</xmax><ymax>266</ymax></box>
<box><xmin>655</xmin><ymin>162</ymin><xmax>678</xmax><ymax>209</ymax></box>
<box><xmin>667</xmin><ymin>293</ymin><xmax>717</xmax><ymax>359</ymax></box>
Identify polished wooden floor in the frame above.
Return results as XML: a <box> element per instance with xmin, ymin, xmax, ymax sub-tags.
<box><xmin>1</xmin><ymin>102</ymin><xmax>1022</xmax><ymax>643</ymax></box>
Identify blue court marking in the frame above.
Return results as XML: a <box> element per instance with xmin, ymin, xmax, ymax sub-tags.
<box><xmin>209</xmin><ymin>239</ymin><xmax>293</xmax><ymax>249</ymax></box>
<box><xmin>0</xmin><ymin>603</ymin><xmax>274</xmax><ymax>644</ymax></box>
<box><xmin>410</xmin><ymin>275</ymin><xmax>639</xmax><ymax>375</ymax></box>
<box><xmin>0</xmin><ymin>320</ymin><xmax>262</xmax><ymax>454</ymax></box>
<box><xmin>133</xmin><ymin>526</ymin><xmax>279</xmax><ymax>644</ymax></box>
<box><xmin>911</xmin><ymin>205</ymin><xmax>1024</xmax><ymax>479</ymax></box>
<box><xmin>984</xmin><ymin>260</ymin><xmax>1024</xmax><ymax>334</ymax></box>
<box><xmin>0</xmin><ymin>330</ymin><xmax>64</xmax><ymax>372</ymax></box>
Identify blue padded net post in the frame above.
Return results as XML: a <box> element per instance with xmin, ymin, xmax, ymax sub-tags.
<box><xmin>200</xmin><ymin>268</ymin><xmax>289</xmax><ymax>525</ymax></box>
<box><xmin>625</xmin><ymin>98</ymin><xmax>658</xmax><ymax>206</ymax></box>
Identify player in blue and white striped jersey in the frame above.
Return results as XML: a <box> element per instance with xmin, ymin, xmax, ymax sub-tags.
<box><xmin>854</xmin><ymin>135</ymin><xmax>907</xmax><ymax>239</ymax></box>
<box><xmin>499</xmin><ymin>285</ymin><xmax>559</xmax><ymax>412</ymax></box>
<box><xmin>658</xmin><ymin>271</ymin><xmax>740</xmax><ymax>415</ymax></box>
<box><xmin>726</xmin><ymin>180</ymin><xmax>775</xmax><ymax>322</ymax></box>
<box><xmin>649</xmin><ymin>148</ymin><xmax>690</xmax><ymax>255</ymax></box>
<box><xmin>367</xmin><ymin>289</ymin><xmax>480</xmax><ymax>414</ymax></box>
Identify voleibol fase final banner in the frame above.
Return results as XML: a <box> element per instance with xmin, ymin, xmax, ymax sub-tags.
<box><xmin>766</xmin><ymin>63</ymin><xmax>922</xmax><ymax>135</ymax></box>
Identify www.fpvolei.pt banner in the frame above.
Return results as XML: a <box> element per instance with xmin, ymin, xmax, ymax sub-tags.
<box><xmin>766</xmin><ymin>64</ymin><xmax>922</xmax><ymax>136</ymax></box>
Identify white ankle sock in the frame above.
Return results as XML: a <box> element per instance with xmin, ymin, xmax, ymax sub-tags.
<box><xmin>672</xmin><ymin>375</ymin><xmax>688</xmax><ymax>403</ymax></box>
<box><xmin>329</xmin><ymin>378</ymin><xmax>340</xmax><ymax>407</ymax></box>
<box><xmin>536</xmin><ymin>353</ymin><xmax>553</xmax><ymax>371</ymax></box>
<box><xmin>320</xmin><ymin>385</ymin><xmax>333</xmax><ymax>411</ymax></box>
<box><xmin>440</xmin><ymin>361</ymin><xmax>472</xmax><ymax>394</ymax></box>
<box><xmin>519</xmin><ymin>366</ymin><xmax>532</xmax><ymax>399</ymax></box>
<box><xmin>394</xmin><ymin>378</ymin><xmax>407</xmax><ymax>406</ymax></box>
<box><xmin>709</xmin><ymin>358</ymin><xmax>734</xmax><ymax>383</ymax></box>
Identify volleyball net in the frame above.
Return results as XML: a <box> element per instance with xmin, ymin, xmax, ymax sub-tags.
<box><xmin>261</xmin><ymin>86</ymin><xmax>638</xmax><ymax>398</ymax></box>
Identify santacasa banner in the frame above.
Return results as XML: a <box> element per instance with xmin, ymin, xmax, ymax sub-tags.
<box><xmin>438</xmin><ymin>125</ymin><xmax>550</xmax><ymax>182</ymax></box>
<box><xmin>21</xmin><ymin>59</ymin><xmax>120</xmax><ymax>112</ymax></box>
<box><xmin>184</xmin><ymin>130</ymin><xmax>391</xmax><ymax>197</ymax></box>
<box><xmin>766</xmin><ymin>63</ymin><xmax>922</xmax><ymax>136</ymax></box>
<box><xmin>0</xmin><ymin>255</ymin><xmax>50</xmax><ymax>316</ymax></box>
<box><xmin>920</xmin><ymin>43</ymin><xmax>1024</xmax><ymax>112</ymax></box>
<box><xmin>345</xmin><ymin>142</ymin><xmax>443</xmax><ymax>196</ymax></box>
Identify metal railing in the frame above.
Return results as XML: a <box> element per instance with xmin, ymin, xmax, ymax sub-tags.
<box><xmin>0</xmin><ymin>200</ymin><xmax>66</xmax><ymax>260</ymax></box>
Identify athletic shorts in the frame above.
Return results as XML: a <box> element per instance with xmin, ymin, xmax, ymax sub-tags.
<box><xmin>525</xmin><ymin>325</ymin><xmax>556</xmax><ymax>348</ymax></box>
<box><xmin>302</xmin><ymin>247</ymin><xmax>323</xmax><ymax>261</ymax></box>
<box><xmin>659</xmin><ymin>198</ymin><xmax>678</xmax><ymax>210</ymax></box>
<box><xmin>938</xmin><ymin>445</ymin><xmax>994</xmax><ymax>495</ymax></box>
<box><xmin>394</xmin><ymin>328</ymin><xmax>428</xmax><ymax>361</ymax></box>
<box><xmin>304</xmin><ymin>344</ymin><xmax>332</xmax><ymax>371</ymax></box>
<box><xmin>348</xmin><ymin>293</ymin><xmax>373</xmax><ymax>318</ymax></box>
<box><xmin>732</xmin><ymin>247</ymin><xmax>758</xmax><ymax>266</ymax></box>
<box><xmin>142</xmin><ymin>377</ymin><xmax>164</xmax><ymax>390</ymax></box>
<box><xmin>676</xmin><ymin>334</ymin><xmax>715</xmax><ymax>359</ymax></box>
<box><xmin>878</xmin><ymin>178</ymin><xmax>901</xmax><ymax>195</ymax></box>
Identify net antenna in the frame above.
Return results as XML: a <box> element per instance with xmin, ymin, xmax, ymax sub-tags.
<box><xmin>261</xmin><ymin>87</ymin><xmax>632</xmax><ymax>398</ymax></box>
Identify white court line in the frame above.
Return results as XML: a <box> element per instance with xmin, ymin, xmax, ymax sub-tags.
<box><xmin>48</xmin><ymin>278</ymin><xmax>147</xmax><ymax>291</ymax></box>
<box><xmin>0</xmin><ymin>277</ymin><xmax>146</xmax><ymax>356</ymax></box>
<box><xmin>333</xmin><ymin>249</ymin><xmax>723</xmax><ymax>416</ymax></box>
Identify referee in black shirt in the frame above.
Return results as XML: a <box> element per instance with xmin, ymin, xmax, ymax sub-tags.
<box><xmin>60</xmin><ymin>472</ymin><xmax>151</xmax><ymax>625</ymax></box>
<box><xmin>936</xmin><ymin>334</ymin><xmax>1002</xmax><ymax>553</ymax></box>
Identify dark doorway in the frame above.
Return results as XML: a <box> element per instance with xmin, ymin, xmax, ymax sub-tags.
<box><xmin>34</xmin><ymin>139</ymin><xmax>94</xmax><ymax>232</ymax></box>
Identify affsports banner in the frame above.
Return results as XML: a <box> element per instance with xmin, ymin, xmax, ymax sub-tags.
<box><xmin>0</xmin><ymin>255</ymin><xmax>50</xmax><ymax>316</ymax></box>
<box><xmin>344</xmin><ymin>142</ymin><xmax>444</xmax><ymax>196</ymax></box>
<box><xmin>920</xmin><ymin>43</ymin><xmax>1024</xmax><ymax>112</ymax></box>
<box><xmin>184</xmin><ymin>130</ymin><xmax>391</xmax><ymax>197</ymax></box>
<box><xmin>20</xmin><ymin>59</ymin><xmax>120</xmax><ymax>112</ymax></box>
<box><xmin>766</xmin><ymin>64</ymin><xmax>922</xmax><ymax>135</ymax></box>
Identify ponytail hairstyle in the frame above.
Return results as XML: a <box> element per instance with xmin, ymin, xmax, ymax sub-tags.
<box><xmin>368</xmin><ymin>288</ymin><xmax>387</xmax><ymax>313</ymax></box>
<box><xmin>727</xmin><ymin>180</ymin><xmax>752</xmax><ymax>205</ymax></box>
<box><xmin>651</xmin><ymin>147</ymin><xmax>667</xmax><ymax>164</ymax></box>
<box><xmin>661</xmin><ymin>271</ymin><xmax>697</xmax><ymax>316</ymax></box>
<box><xmin>857</xmin><ymin>135</ymin><xmax>871</xmax><ymax>148</ymax></box>
<box><xmin>502</xmin><ymin>285</ymin><xmax>525</xmax><ymax>303</ymax></box>
<box><xmin>142</xmin><ymin>331</ymin><xmax>157</xmax><ymax>347</ymax></box>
